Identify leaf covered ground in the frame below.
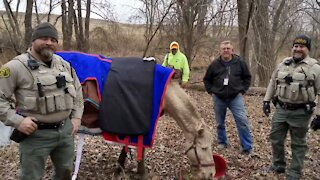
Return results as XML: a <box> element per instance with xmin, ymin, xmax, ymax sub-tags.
<box><xmin>0</xmin><ymin>88</ymin><xmax>319</xmax><ymax>180</ymax></box>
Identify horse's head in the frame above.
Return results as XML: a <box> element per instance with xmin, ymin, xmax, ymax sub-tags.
<box><xmin>163</xmin><ymin>82</ymin><xmax>216</xmax><ymax>179</ymax></box>
<box><xmin>185</xmin><ymin>127</ymin><xmax>215</xmax><ymax>180</ymax></box>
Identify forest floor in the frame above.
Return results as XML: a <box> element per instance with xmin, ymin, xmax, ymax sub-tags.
<box><xmin>0</xmin><ymin>70</ymin><xmax>319</xmax><ymax>180</ymax></box>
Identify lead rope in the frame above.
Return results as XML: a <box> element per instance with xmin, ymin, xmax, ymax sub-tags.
<box><xmin>72</xmin><ymin>133</ymin><xmax>85</xmax><ymax>180</ymax></box>
<box><xmin>179</xmin><ymin>164</ymin><xmax>183</xmax><ymax>180</ymax></box>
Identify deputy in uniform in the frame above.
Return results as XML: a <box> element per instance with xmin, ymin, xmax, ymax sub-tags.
<box><xmin>263</xmin><ymin>35</ymin><xmax>320</xmax><ymax>180</ymax></box>
<box><xmin>0</xmin><ymin>22</ymin><xmax>83</xmax><ymax>179</ymax></box>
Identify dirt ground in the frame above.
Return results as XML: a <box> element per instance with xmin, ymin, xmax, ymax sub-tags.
<box><xmin>0</xmin><ymin>70</ymin><xmax>319</xmax><ymax>180</ymax></box>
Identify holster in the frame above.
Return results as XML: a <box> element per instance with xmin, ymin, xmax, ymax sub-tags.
<box><xmin>305</xmin><ymin>102</ymin><xmax>316</xmax><ymax>114</ymax></box>
<box><xmin>10</xmin><ymin>129</ymin><xmax>29</xmax><ymax>143</ymax></box>
<box><xmin>271</xmin><ymin>96</ymin><xmax>279</xmax><ymax>106</ymax></box>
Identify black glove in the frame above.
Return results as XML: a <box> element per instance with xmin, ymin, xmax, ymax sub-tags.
<box><xmin>263</xmin><ymin>101</ymin><xmax>270</xmax><ymax>117</ymax></box>
<box><xmin>311</xmin><ymin>115</ymin><xmax>320</xmax><ymax>131</ymax></box>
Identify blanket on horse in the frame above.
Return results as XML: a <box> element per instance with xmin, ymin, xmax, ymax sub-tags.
<box><xmin>56</xmin><ymin>51</ymin><xmax>174</xmax><ymax>148</ymax></box>
<box><xmin>99</xmin><ymin>57</ymin><xmax>155</xmax><ymax>135</ymax></box>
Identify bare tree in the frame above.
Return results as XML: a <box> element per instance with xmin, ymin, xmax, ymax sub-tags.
<box><xmin>33</xmin><ymin>0</ymin><xmax>60</xmax><ymax>24</ymax></box>
<box><xmin>237</xmin><ymin>0</ymin><xmax>254</xmax><ymax>65</ymax></box>
<box><xmin>73</xmin><ymin>0</ymin><xmax>91</xmax><ymax>52</ymax></box>
<box><xmin>84</xmin><ymin>0</ymin><xmax>91</xmax><ymax>52</ymax></box>
<box><xmin>137</xmin><ymin>0</ymin><xmax>175</xmax><ymax>57</ymax></box>
<box><xmin>34</xmin><ymin>0</ymin><xmax>40</xmax><ymax>24</ymax></box>
<box><xmin>175</xmin><ymin>0</ymin><xmax>227</xmax><ymax>66</ymax></box>
<box><xmin>61</xmin><ymin>0</ymin><xmax>74</xmax><ymax>50</ymax></box>
<box><xmin>252</xmin><ymin>0</ymin><xmax>289</xmax><ymax>87</ymax></box>
<box><xmin>303</xmin><ymin>0</ymin><xmax>320</xmax><ymax>58</ymax></box>
<box><xmin>24</xmin><ymin>0</ymin><xmax>33</xmax><ymax>49</ymax></box>
<box><xmin>90</xmin><ymin>1</ymin><xmax>116</xmax><ymax>21</ymax></box>
<box><xmin>209</xmin><ymin>0</ymin><xmax>237</xmax><ymax>40</ymax></box>
<box><xmin>197</xmin><ymin>0</ymin><xmax>213</xmax><ymax>35</ymax></box>
<box><xmin>2</xmin><ymin>0</ymin><xmax>24</xmax><ymax>54</ymax></box>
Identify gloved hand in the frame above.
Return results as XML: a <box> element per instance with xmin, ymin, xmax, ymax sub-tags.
<box><xmin>263</xmin><ymin>101</ymin><xmax>271</xmax><ymax>117</ymax></box>
<box><xmin>311</xmin><ymin>115</ymin><xmax>320</xmax><ymax>131</ymax></box>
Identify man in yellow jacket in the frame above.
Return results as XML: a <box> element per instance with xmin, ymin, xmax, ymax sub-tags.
<box><xmin>162</xmin><ymin>41</ymin><xmax>190</xmax><ymax>88</ymax></box>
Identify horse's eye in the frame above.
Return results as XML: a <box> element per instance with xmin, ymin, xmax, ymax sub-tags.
<box><xmin>201</xmin><ymin>147</ymin><xmax>208</xmax><ymax>151</ymax></box>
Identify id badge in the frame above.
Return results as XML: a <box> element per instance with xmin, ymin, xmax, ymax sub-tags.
<box><xmin>223</xmin><ymin>78</ymin><xmax>229</xmax><ymax>86</ymax></box>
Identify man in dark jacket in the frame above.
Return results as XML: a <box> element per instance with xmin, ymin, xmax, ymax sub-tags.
<box><xmin>203</xmin><ymin>40</ymin><xmax>253</xmax><ymax>153</ymax></box>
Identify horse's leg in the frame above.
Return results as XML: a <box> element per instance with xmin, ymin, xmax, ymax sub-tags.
<box><xmin>137</xmin><ymin>148</ymin><xmax>145</xmax><ymax>174</ymax></box>
<box><xmin>137</xmin><ymin>148</ymin><xmax>151</xmax><ymax>179</ymax></box>
<box><xmin>116</xmin><ymin>146</ymin><xmax>127</xmax><ymax>174</ymax></box>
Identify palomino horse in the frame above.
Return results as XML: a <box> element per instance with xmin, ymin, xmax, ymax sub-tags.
<box><xmin>58</xmin><ymin>52</ymin><xmax>215</xmax><ymax>179</ymax></box>
<box><xmin>115</xmin><ymin>81</ymin><xmax>215</xmax><ymax>179</ymax></box>
<box><xmin>81</xmin><ymin>80</ymin><xmax>215</xmax><ymax>179</ymax></box>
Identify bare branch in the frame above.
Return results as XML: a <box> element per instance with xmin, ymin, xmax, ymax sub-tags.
<box><xmin>142</xmin><ymin>1</ymin><xmax>176</xmax><ymax>57</ymax></box>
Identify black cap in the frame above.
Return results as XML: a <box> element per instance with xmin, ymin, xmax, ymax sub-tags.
<box><xmin>31</xmin><ymin>22</ymin><xmax>58</xmax><ymax>42</ymax></box>
<box><xmin>293</xmin><ymin>34</ymin><xmax>311</xmax><ymax>50</ymax></box>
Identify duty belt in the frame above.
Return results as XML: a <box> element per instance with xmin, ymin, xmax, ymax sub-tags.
<box><xmin>37</xmin><ymin>120</ymin><xmax>65</xmax><ymax>130</ymax></box>
<box><xmin>278</xmin><ymin>100</ymin><xmax>305</xmax><ymax>110</ymax></box>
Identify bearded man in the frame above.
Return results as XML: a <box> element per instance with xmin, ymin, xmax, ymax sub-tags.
<box><xmin>263</xmin><ymin>35</ymin><xmax>320</xmax><ymax>180</ymax></box>
<box><xmin>0</xmin><ymin>22</ymin><xmax>83</xmax><ymax>179</ymax></box>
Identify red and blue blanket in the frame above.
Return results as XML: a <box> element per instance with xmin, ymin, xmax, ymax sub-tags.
<box><xmin>56</xmin><ymin>51</ymin><xmax>174</xmax><ymax>151</ymax></box>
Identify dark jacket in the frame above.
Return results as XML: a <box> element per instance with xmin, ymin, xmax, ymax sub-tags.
<box><xmin>203</xmin><ymin>54</ymin><xmax>251</xmax><ymax>100</ymax></box>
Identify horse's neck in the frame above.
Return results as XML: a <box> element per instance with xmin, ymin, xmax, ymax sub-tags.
<box><xmin>163</xmin><ymin>82</ymin><xmax>203</xmax><ymax>139</ymax></box>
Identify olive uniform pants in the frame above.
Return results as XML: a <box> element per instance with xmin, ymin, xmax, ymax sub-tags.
<box><xmin>19</xmin><ymin>119</ymin><xmax>74</xmax><ymax>180</ymax></box>
<box><xmin>270</xmin><ymin>105</ymin><xmax>311</xmax><ymax>178</ymax></box>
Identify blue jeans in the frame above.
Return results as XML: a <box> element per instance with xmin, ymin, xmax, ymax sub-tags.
<box><xmin>213</xmin><ymin>94</ymin><xmax>252</xmax><ymax>151</ymax></box>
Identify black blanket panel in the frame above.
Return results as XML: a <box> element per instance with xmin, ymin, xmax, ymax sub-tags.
<box><xmin>98</xmin><ymin>57</ymin><xmax>155</xmax><ymax>135</ymax></box>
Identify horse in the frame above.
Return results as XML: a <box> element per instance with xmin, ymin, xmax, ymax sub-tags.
<box><xmin>57</xmin><ymin>52</ymin><xmax>215</xmax><ymax>179</ymax></box>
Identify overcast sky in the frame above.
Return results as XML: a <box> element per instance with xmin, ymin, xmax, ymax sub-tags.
<box><xmin>0</xmin><ymin>0</ymin><xmax>142</xmax><ymax>23</ymax></box>
<box><xmin>106</xmin><ymin>0</ymin><xmax>142</xmax><ymax>22</ymax></box>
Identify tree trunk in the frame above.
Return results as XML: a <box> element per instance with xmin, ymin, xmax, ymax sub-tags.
<box><xmin>237</xmin><ymin>0</ymin><xmax>250</xmax><ymax>65</ymax></box>
<box><xmin>61</xmin><ymin>0</ymin><xmax>68</xmax><ymax>49</ymax></box>
<box><xmin>252</xmin><ymin>0</ymin><xmax>273</xmax><ymax>87</ymax></box>
<box><xmin>75</xmin><ymin>0</ymin><xmax>84</xmax><ymax>51</ymax></box>
<box><xmin>177</xmin><ymin>0</ymin><xmax>196</xmax><ymax>65</ymax></box>
<box><xmin>3</xmin><ymin>0</ymin><xmax>23</xmax><ymax>54</ymax></box>
<box><xmin>197</xmin><ymin>0</ymin><xmax>212</xmax><ymax>35</ymax></box>
<box><xmin>61</xmin><ymin>0</ymin><xmax>74</xmax><ymax>50</ymax></box>
<box><xmin>34</xmin><ymin>0</ymin><xmax>40</xmax><ymax>24</ymax></box>
<box><xmin>252</xmin><ymin>0</ymin><xmax>287</xmax><ymax>87</ymax></box>
<box><xmin>24</xmin><ymin>0</ymin><xmax>33</xmax><ymax>50</ymax></box>
<box><xmin>84</xmin><ymin>0</ymin><xmax>91</xmax><ymax>52</ymax></box>
<box><xmin>67</xmin><ymin>0</ymin><xmax>74</xmax><ymax>49</ymax></box>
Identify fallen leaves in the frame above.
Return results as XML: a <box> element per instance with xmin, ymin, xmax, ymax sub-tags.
<box><xmin>0</xmin><ymin>90</ymin><xmax>319</xmax><ymax>179</ymax></box>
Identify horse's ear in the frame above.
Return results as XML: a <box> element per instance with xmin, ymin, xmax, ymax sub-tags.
<box><xmin>198</xmin><ymin>128</ymin><xmax>205</xmax><ymax>137</ymax></box>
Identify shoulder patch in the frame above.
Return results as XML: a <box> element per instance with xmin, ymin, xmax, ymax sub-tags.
<box><xmin>0</xmin><ymin>67</ymin><xmax>10</xmax><ymax>78</ymax></box>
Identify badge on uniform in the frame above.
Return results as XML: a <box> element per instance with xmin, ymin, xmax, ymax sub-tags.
<box><xmin>0</xmin><ymin>67</ymin><xmax>10</xmax><ymax>78</ymax></box>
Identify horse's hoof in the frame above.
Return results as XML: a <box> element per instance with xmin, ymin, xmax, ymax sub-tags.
<box><xmin>140</xmin><ymin>171</ymin><xmax>150</xmax><ymax>180</ymax></box>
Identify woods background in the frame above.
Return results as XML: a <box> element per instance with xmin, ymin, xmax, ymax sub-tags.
<box><xmin>1</xmin><ymin>0</ymin><xmax>320</xmax><ymax>86</ymax></box>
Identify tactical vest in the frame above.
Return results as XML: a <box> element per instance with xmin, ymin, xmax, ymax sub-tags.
<box><xmin>13</xmin><ymin>54</ymin><xmax>76</xmax><ymax>122</ymax></box>
<box><xmin>275</xmin><ymin>57</ymin><xmax>319</xmax><ymax>103</ymax></box>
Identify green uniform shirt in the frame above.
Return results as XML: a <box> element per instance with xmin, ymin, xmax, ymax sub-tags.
<box><xmin>0</xmin><ymin>51</ymin><xmax>84</xmax><ymax>128</ymax></box>
<box><xmin>264</xmin><ymin>56</ymin><xmax>320</xmax><ymax>115</ymax></box>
